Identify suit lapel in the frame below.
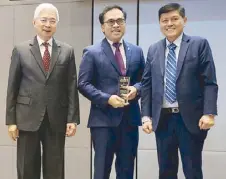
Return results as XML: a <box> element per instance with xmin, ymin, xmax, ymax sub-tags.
<box><xmin>30</xmin><ymin>36</ymin><xmax>46</xmax><ymax>76</ymax></box>
<box><xmin>123</xmin><ymin>41</ymin><xmax>131</xmax><ymax>75</ymax></box>
<box><xmin>176</xmin><ymin>34</ymin><xmax>190</xmax><ymax>80</ymax></box>
<box><xmin>102</xmin><ymin>38</ymin><xmax>121</xmax><ymax>75</ymax></box>
<box><xmin>47</xmin><ymin>39</ymin><xmax>61</xmax><ymax>79</ymax></box>
<box><xmin>159</xmin><ymin>39</ymin><xmax>166</xmax><ymax>77</ymax></box>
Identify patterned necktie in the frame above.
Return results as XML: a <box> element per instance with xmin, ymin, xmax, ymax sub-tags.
<box><xmin>165</xmin><ymin>43</ymin><xmax>177</xmax><ymax>103</ymax></box>
<box><xmin>113</xmin><ymin>43</ymin><xmax>126</xmax><ymax>76</ymax></box>
<box><xmin>42</xmin><ymin>42</ymin><xmax>50</xmax><ymax>72</ymax></box>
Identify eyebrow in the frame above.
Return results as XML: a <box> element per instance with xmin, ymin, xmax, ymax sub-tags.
<box><xmin>39</xmin><ymin>16</ymin><xmax>56</xmax><ymax>19</ymax></box>
<box><xmin>161</xmin><ymin>15</ymin><xmax>180</xmax><ymax>19</ymax></box>
<box><xmin>106</xmin><ymin>18</ymin><xmax>124</xmax><ymax>20</ymax></box>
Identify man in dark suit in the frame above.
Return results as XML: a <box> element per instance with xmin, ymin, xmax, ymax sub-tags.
<box><xmin>78</xmin><ymin>5</ymin><xmax>145</xmax><ymax>179</ymax></box>
<box><xmin>6</xmin><ymin>3</ymin><xmax>80</xmax><ymax>179</ymax></box>
<box><xmin>141</xmin><ymin>3</ymin><xmax>218</xmax><ymax>179</ymax></box>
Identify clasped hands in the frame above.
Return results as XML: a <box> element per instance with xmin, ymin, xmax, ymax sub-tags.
<box><xmin>108</xmin><ymin>86</ymin><xmax>137</xmax><ymax>108</ymax></box>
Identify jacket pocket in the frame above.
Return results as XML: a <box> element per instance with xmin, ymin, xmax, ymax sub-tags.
<box><xmin>17</xmin><ymin>96</ymin><xmax>31</xmax><ymax>105</ymax></box>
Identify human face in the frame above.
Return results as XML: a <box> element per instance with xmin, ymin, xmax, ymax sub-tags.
<box><xmin>33</xmin><ymin>8</ymin><xmax>57</xmax><ymax>41</ymax></box>
<box><xmin>101</xmin><ymin>8</ymin><xmax>126</xmax><ymax>43</ymax></box>
<box><xmin>159</xmin><ymin>10</ymin><xmax>187</xmax><ymax>42</ymax></box>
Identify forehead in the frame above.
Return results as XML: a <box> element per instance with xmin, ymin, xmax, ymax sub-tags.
<box><xmin>38</xmin><ymin>8</ymin><xmax>57</xmax><ymax>18</ymax></box>
<box><xmin>104</xmin><ymin>8</ymin><xmax>124</xmax><ymax>20</ymax></box>
<box><xmin>160</xmin><ymin>10</ymin><xmax>182</xmax><ymax>19</ymax></box>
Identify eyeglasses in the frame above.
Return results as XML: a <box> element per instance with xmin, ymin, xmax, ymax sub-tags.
<box><xmin>104</xmin><ymin>18</ymin><xmax>125</xmax><ymax>26</ymax></box>
<box><xmin>39</xmin><ymin>18</ymin><xmax>57</xmax><ymax>25</ymax></box>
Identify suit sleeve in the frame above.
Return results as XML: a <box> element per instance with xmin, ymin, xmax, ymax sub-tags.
<box><xmin>6</xmin><ymin>47</ymin><xmax>22</xmax><ymax>125</ymax></box>
<box><xmin>141</xmin><ymin>46</ymin><xmax>153</xmax><ymax>117</ymax></box>
<box><xmin>133</xmin><ymin>48</ymin><xmax>145</xmax><ymax>98</ymax></box>
<box><xmin>78</xmin><ymin>48</ymin><xmax>111</xmax><ymax>106</ymax></box>
<box><xmin>199</xmin><ymin>39</ymin><xmax>218</xmax><ymax>115</ymax></box>
<box><xmin>67</xmin><ymin>48</ymin><xmax>80</xmax><ymax>124</ymax></box>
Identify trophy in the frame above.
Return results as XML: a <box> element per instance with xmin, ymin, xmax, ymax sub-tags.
<box><xmin>118</xmin><ymin>76</ymin><xmax>130</xmax><ymax>104</ymax></box>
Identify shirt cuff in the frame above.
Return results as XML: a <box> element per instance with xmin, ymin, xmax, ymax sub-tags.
<box><xmin>206</xmin><ymin>114</ymin><xmax>216</xmax><ymax>119</ymax></box>
<box><xmin>142</xmin><ymin>116</ymin><xmax>152</xmax><ymax>123</ymax></box>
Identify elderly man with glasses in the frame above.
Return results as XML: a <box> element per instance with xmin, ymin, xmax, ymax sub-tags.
<box><xmin>6</xmin><ymin>3</ymin><xmax>80</xmax><ymax>179</ymax></box>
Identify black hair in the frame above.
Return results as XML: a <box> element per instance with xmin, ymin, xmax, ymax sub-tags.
<box><xmin>158</xmin><ymin>3</ymin><xmax>185</xmax><ymax>20</ymax></box>
<box><xmin>99</xmin><ymin>5</ymin><xmax>127</xmax><ymax>24</ymax></box>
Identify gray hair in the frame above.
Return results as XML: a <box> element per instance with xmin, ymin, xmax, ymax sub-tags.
<box><xmin>34</xmin><ymin>3</ymin><xmax>59</xmax><ymax>21</ymax></box>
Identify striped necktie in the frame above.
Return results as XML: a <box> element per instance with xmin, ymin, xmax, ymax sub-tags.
<box><xmin>165</xmin><ymin>43</ymin><xmax>177</xmax><ymax>103</ymax></box>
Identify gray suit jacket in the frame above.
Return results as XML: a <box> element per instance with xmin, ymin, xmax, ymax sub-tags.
<box><xmin>6</xmin><ymin>36</ymin><xmax>80</xmax><ymax>132</ymax></box>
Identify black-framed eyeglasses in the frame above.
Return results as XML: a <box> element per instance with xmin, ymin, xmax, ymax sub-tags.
<box><xmin>104</xmin><ymin>18</ymin><xmax>125</xmax><ymax>26</ymax></box>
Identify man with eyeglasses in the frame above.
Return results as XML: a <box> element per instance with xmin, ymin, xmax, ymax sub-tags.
<box><xmin>6</xmin><ymin>3</ymin><xmax>80</xmax><ymax>179</ymax></box>
<box><xmin>78</xmin><ymin>5</ymin><xmax>145</xmax><ymax>179</ymax></box>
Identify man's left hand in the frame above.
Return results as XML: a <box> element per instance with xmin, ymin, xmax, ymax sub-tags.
<box><xmin>66</xmin><ymin>123</ymin><xmax>77</xmax><ymax>137</ymax></box>
<box><xmin>121</xmin><ymin>86</ymin><xmax>137</xmax><ymax>101</ymax></box>
<box><xmin>199</xmin><ymin>115</ymin><xmax>215</xmax><ymax>130</ymax></box>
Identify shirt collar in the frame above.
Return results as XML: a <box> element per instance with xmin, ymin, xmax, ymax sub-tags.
<box><xmin>37</xmin><ymin>35</ymin><xmax>53</xmax><ymax>47</ymax></box>
<box><xmin>106</xmin><ymin>38</ymin><xmax>123</xmax><ymax>47</ymax></box>
<box><xmin>166</xmin><ymin>33</ymin><xmax>183</xmax><ymax>48</ymax></box>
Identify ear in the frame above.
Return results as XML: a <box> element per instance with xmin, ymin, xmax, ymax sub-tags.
<box><xmin>183</xmin><ymin>16</ymin><xmax>187</xmax><ymax>25</ymax></box>
<box><xmin>101</xmin><ymin>24</ymin><xmax>105</xmax><ymax>33</ymax></box>
<box><xmin>32</xmin><ymin>20</ymin><xmax>36</xmax><ymax>26</ymax></box>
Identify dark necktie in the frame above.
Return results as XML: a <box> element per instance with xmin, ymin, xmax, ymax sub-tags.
<box><xmin>113</xmin><ymin>43</ymin><xmax>126</xmax><ymax>76</ymax></box>
<box><xmin>165</xmin><ymin>43</ymin><xmax>177</xmax><ymax>103</ymax></box>
<box><xmin>42</xmin><ymin>42</ymin><xmax>50</xmax><ymax>72</ymax></box>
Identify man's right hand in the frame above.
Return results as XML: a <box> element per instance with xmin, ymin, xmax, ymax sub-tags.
<box><xmin>108</xmin><ymin>95</ymin><xmax>128</xmax><ymax>108</ymax></box>
<box><xmin>142</xmin><ymin>121</ymin><xmax>153</xmax><ymax>134</ymax></box>
<box><xmin>8</xmin><ymin>125</ymin><xmax>19</xmax><ymax>141</ymax></box>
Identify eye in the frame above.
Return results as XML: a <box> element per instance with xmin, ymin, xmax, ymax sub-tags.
<box><xmin>162</xmin><ymin>20</ymin><xmax>168</xmax><ymax>23</ymax></box>
<box><xmin>40</xmin><ymin>19</ymin><xmax>47</xmax><ymax>23</ymax></box>
<box><xmin>116</xmin><ymin>18</ymin><xmax>125</xmax><ymax>24</ymax></box>
<box><xmin>50</xmin><ymin>20</ymin><xmax>56</xmax><ymax>24</ymax></box>
<box><xmin>108</xmin><ymin>20</ymin><xmax>114</xmax><ymax>24</ymax></box>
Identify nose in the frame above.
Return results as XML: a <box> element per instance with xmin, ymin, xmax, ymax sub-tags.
<box><xmin>112</xmin><ymin>21</ymin><xmax>119</xmax><ymax>27</ymax></box>
<box><xmin>167</xmin><ymin>20</ymin><xmax>173</xmax><ymax>26</ymax></box>
<box><xmin>45</xmin><ymin>21</ymin><xmax>51</xmax><ymax>27</ymax></box>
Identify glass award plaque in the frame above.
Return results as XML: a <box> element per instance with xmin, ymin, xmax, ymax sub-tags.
<box><xmin>118</xmin><ymin>76</ymin><xmax>130</xmax><ymax>103</ymax></box>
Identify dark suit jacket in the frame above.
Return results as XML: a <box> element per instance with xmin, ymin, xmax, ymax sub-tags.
<box><xmin>78</xmin><ymin>38</ymin><xmax>145</xmax><ymax>127</ymax></box>
<box><xmin>6</xmin><ymin>36</ymin><xmax>80</xmax><ymax>132</ymax></box>
<box><xmin>141</xmin><ymin>34</ymin><xmax>218</xmax><ymax>134</ymax></box>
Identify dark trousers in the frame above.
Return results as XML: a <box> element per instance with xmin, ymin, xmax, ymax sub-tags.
<box><xmin>91</xmin><ymin>117</ymin><xmax>138</xmax><ymax>179</ymax></box>
<box><xmin>17</xmin><ymin>113</ymin><xmax>65</xmax><ymax>179</ymax></box>
<box><xmin>155</xmin><ymin>112</ymin><xmax>207</xmax><ymax>179</ymax></box>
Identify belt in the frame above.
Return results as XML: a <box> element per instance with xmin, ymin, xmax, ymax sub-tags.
<box><xmin>162</xmin><ymin>107</ymin><xmax>180</xmax><ymax>114</ymax></box>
